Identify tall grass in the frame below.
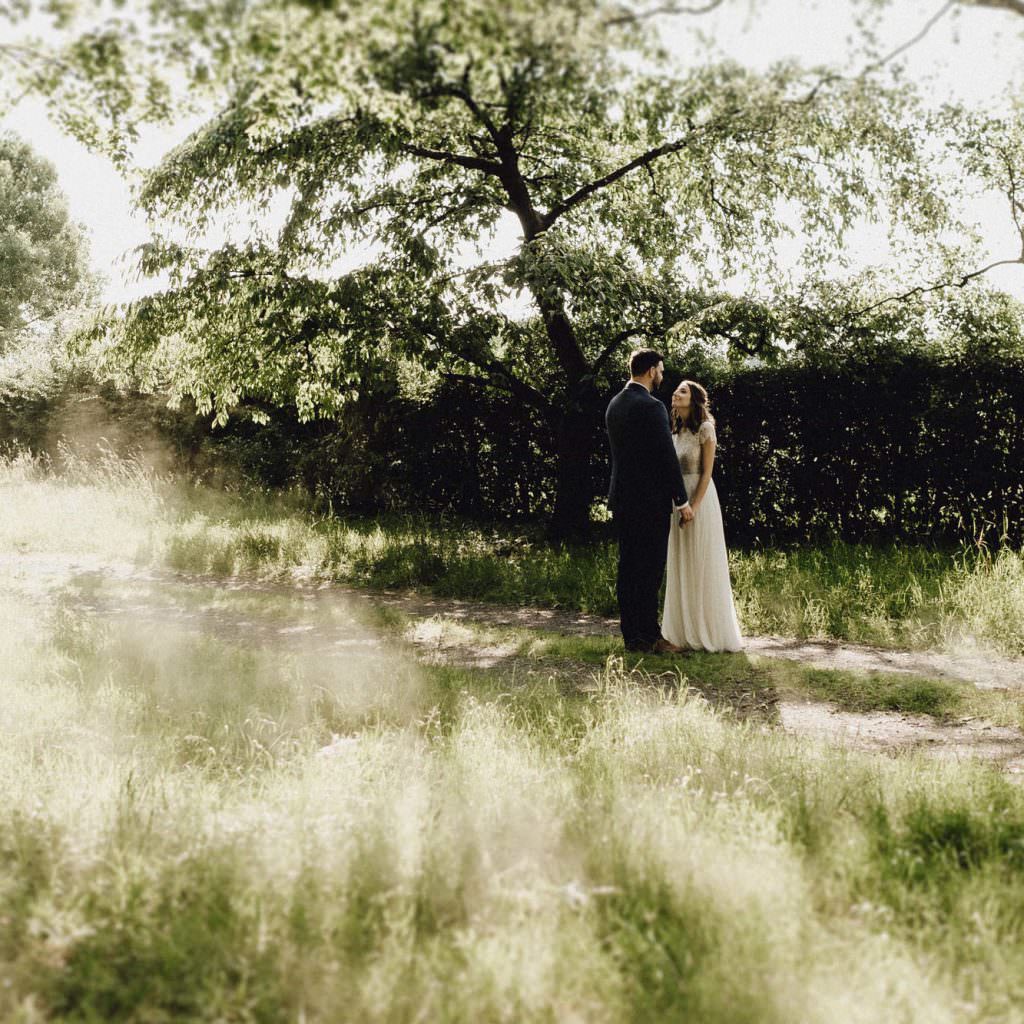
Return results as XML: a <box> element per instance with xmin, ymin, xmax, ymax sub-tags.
<box><xmin>730</xmin><ymin>541</ymin><xmax>1024</xmax><ymax>654</ymax></box>
<box><xmin>0</xmin><ymin>444</ymin><xmax>167</xmax><ymax>558</ymax></box>
<box><xmin>5</xmin><ymin>585</ymin><xmax>1024</xmax><ymax>1020</ymax></box>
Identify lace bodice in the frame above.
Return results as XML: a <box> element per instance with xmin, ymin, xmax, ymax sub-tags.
<box><xmin>673</xmin><ymin>420</ymin><xmax>716</xmax><ymax>475</ymax></box>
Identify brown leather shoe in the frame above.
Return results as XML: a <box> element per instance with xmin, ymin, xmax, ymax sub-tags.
<box><xmin>652</xmin><ymin>638</ymin><xmax>685</xmax><ymax>655</ymax></box>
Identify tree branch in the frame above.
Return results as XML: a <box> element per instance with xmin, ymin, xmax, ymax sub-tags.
<box><xmin>436</xmin><ymin>257</ymin><xmax>514</xmax><ymax>286</ymax></box>
<box><xmin>863</xmin><ymin>1</ymin><xmax>957</xmax><ymax>75</ymax></box>
<box><xmin>418</xmin><ymin>315</ymin><xmax>551</xmax><ymax>412</ymax></box>
<box><xmin>797</xmin><ymin>1</ymin><xmax>955</xmax><ymax>105</ymax></box>
<box><xmin>847</xmin><ymin>258</ymin><xmax>1024</xmax><ymax>321</ymax></box>
<box><xmin>542</xmin><ymin>133</ymin><xmax>697</xmax><ymax>229</ymax></box>
<box><xmin>971</xmin><ymin>0</ymin><xmax>1024</xmax><ymax>16</ymax></box>
<box><xmin>707</xmin><ymin>171</ymin><xmax>741</xmax><ymax>247</ymax></box>
<box><xmin>420</xmin><ymin>64</ymin><xmax>502</xmax><ymax>148</ymax></box>
<box><xmin>398</xmin><ymin>142</ymin><xmax>503</xmax><ymax>176</ymax></box>
<box><xmin>591</xmin><ymin>312</ymin><xmax>705</xmax><ymax>378</ymax></box>
<box><xmin>605</xmin><ymin>0</ymin><xmax>725</xmax><ymax>25</ymax></box>
<box><xmin>997</xmin><ymin>146</ymin><xmax>1024</xmax><ymax>257</ymax></box>
<box><xmin>592</xmin><ymin>327</ymin><xmax>644</xmax><ymax>377</ymax></box>
<box><xmin>440</xmin><ymin>371</ymin><xmax>510</xmax><ymax>392</ymax></box>
<box><xmin>457</xmin><ymin>347</ymin><xmax>552</xmax><ymax>411</ymax></box>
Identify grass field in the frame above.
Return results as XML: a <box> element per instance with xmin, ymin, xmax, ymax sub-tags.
<box><xmin>4</xmin><ymin>449</ymin><xmax>1024</xmax><ymax>1020</ymax></box>
<box><xmin>156</xmin><ymin>510</ymin><xmax>1024</xmax><ymax>655</ymax></box>
<box><xmin>5</xmin><ymin>446</ymin><xmax>1023</xmax><ymax>656</ymax></box>
<box><xmin>5</xmin><ymin>571</ymin><xmax>1024</xmax><ymax>1021</ymax></box>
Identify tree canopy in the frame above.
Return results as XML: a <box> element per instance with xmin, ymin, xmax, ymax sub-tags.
<box><xmin>3</xmin><ymin>0</ymin><xmax>1020</xmax><ymax>531</ymax></box>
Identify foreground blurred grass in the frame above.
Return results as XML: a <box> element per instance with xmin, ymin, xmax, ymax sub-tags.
<box><xmin>5</xmin><ymin>583</ymin><xmax>1024</xmax><ymax>1022</ymax></box>
<box><xmin>4</xmin><ymin>446</ymin><xmax>1024</xmax><ymax>655</ymax></box>
<box><xmin>5</xmin><ymin>449</ymin><xmax>1024</xmax><ymax>1020</ymax></box>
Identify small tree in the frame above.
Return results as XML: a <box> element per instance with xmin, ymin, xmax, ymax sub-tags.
<box><xmin>0</xmin><ymin>134</ymin><xmax>92</xmax><ymax>355</ymax></box>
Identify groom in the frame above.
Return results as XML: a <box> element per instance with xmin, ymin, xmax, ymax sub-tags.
<box><xmin>605</xmin><ymin>349</ymin><xmax>693</xmax><ymax>654</ymax></box>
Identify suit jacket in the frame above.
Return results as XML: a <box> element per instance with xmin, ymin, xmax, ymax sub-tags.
<box><xmin>605</xmin><ymin>382</ymin><xmax>689</xmax><ymax>515</ymax></box>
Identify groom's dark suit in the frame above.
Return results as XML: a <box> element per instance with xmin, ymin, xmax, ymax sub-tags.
<box><xmin>606</xmin><ymin>382</ymin><xmax>689</xmax><ymax>650</ymax></box>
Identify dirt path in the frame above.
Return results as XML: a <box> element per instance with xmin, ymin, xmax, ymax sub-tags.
<box><xmin>779</xmin><ymin>699</ymin><xmax>1024</xmax><ymax>774</ymax></box>
<box><xmin>370</xmin><ymin>587</ymin><xmax>1024</xmax><ymax>690</ymax></box>
<box><xmin>5</xmin><ymin>553</ymin><xmax>1024</xmax><ymax>770</ymax></box>
<box><xmin>344</xmin><ymin>588</ymin><xmax>1024</xmax><ymax>773</ymax></box>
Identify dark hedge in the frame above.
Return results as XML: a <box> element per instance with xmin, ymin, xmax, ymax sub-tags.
<box><xmin>269</xmin><ymin>350</ymin><xmax>1024</xmax><ymax>546</ymax></box>
<box><xmin>698</xmin><ymin>352</ymin><xmax>1024</xmax><ymax>546</ymax></box>
<box><xmin>5</xmin><ymin>348</ymin><xmax>1023</xmax><ymax>547</ymax></box>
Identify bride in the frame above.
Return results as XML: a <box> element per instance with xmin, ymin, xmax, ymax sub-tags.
<box><xmin>662</xmin><ymin>380</ymin><xmax>744</xmax><ymax>653</ymax></box>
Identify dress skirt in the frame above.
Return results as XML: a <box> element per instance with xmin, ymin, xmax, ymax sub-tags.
<box><xmin>662</xmin><ymin>473</ymin><xmax>744</xmax><ymax>653</ymax></box>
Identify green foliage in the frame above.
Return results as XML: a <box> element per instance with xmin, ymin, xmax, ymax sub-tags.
<box><xmin>695</xmin><ymin>348</ymin><xmax>1024</xmax><ymax>546</ymax></box>
<box><xmin>0</xmin><ymin>134</ymin><xmax>97</xmax><ymax>455</ymax></box>
<box><xmin>12</xmin><ymin>290</ymin><xmax>1024</xmax><ymax>550</ymax></box>
<box><xmin>164</xmin><ymin>337</ymin><xmax>1024</xmax><ymax>547</ymax></box>
<box><xmin>85</xmin><ymin>15</ymin><xmax>951</xmax><ymax>418</ymax></box>
<box><xmin>0</xmin><ymin>134</ymin><xmax>93</xmax><ymax>387</ymax></box>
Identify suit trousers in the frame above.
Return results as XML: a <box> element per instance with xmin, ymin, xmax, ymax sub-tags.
<box><xmin>613</xmin><ymin>504</ymin><xmax>671</xmax><ymax>649</ymax></box>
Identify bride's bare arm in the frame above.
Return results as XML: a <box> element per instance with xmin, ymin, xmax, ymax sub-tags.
<box><xmin>689</xmin><ymin>437</ymin><xmax>716</xmax><ymax>511</ymax></box>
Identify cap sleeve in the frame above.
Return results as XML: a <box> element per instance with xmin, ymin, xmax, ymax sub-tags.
<box><xmin>697</xmin><ymin>419</ymin><xmax>717</xmax><ymax>444</ymax></box>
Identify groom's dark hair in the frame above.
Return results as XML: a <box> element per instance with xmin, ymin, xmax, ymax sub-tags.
<box><xmin>629</xmin><ymin>349</ymin><xmax>663</xmax><ymax>377</ymax></box>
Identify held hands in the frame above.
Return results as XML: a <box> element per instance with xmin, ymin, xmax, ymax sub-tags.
<box><xmin>678</xmin><ymin>504</ymin><xmax>695</xmax><ymax>526</ymax></box>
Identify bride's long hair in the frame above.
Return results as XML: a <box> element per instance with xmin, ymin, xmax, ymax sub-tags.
<box><xmin>672</xmin><ymin>379</ymin><xmax>715</xmax><ymax>434</ymax></box>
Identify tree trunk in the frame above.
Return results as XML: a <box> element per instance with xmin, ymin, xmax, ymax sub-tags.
<box><xmin>497</xmin><ymin>148</ymin><xmax>600</xmax><ymax>539</ymax></box>
<box><xmin>549</xmin><ymin>399</ymin><xmax>601</xmax><ymax>541</ymax></box>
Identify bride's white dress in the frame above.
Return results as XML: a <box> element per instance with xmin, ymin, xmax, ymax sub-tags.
<box><xmin>662</xmin><ymin>420</ymin><xmax>744</xmax><ymax>652</ymax></box>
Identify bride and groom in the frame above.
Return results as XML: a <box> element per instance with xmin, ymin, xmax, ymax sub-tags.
<box><xmin>605</xmin><ymin>348</ymin><xmax>743</xmax><ymax>655</ymax></box>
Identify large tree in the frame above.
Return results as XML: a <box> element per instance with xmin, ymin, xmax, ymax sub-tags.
<box><xmin>2</xmin><ymin>0</ymin><xmax>968</xmax><ymax>533</ymax></box>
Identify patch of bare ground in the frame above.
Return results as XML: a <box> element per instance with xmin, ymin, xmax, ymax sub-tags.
<box><xmin>746</xmin><ymin>634</ymin><xmax>1024</xmax><ymax>692</ymax></box>
<box><xmin>779</xmin><ymin>699</ymin><xmax>1024</xmax><ymax>774</ymax></box>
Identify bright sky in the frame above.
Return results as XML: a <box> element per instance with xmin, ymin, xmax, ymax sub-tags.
<box><xmin>2</xmin><ymin>0</ymin><xmax>1023</xmax><ymax>304</ymax></box>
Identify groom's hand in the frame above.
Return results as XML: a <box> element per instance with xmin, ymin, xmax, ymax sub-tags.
<box><xmin>679</xmin><ymin>504</ymin><xmax>694</xmax><ymax>524</ymax></box>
